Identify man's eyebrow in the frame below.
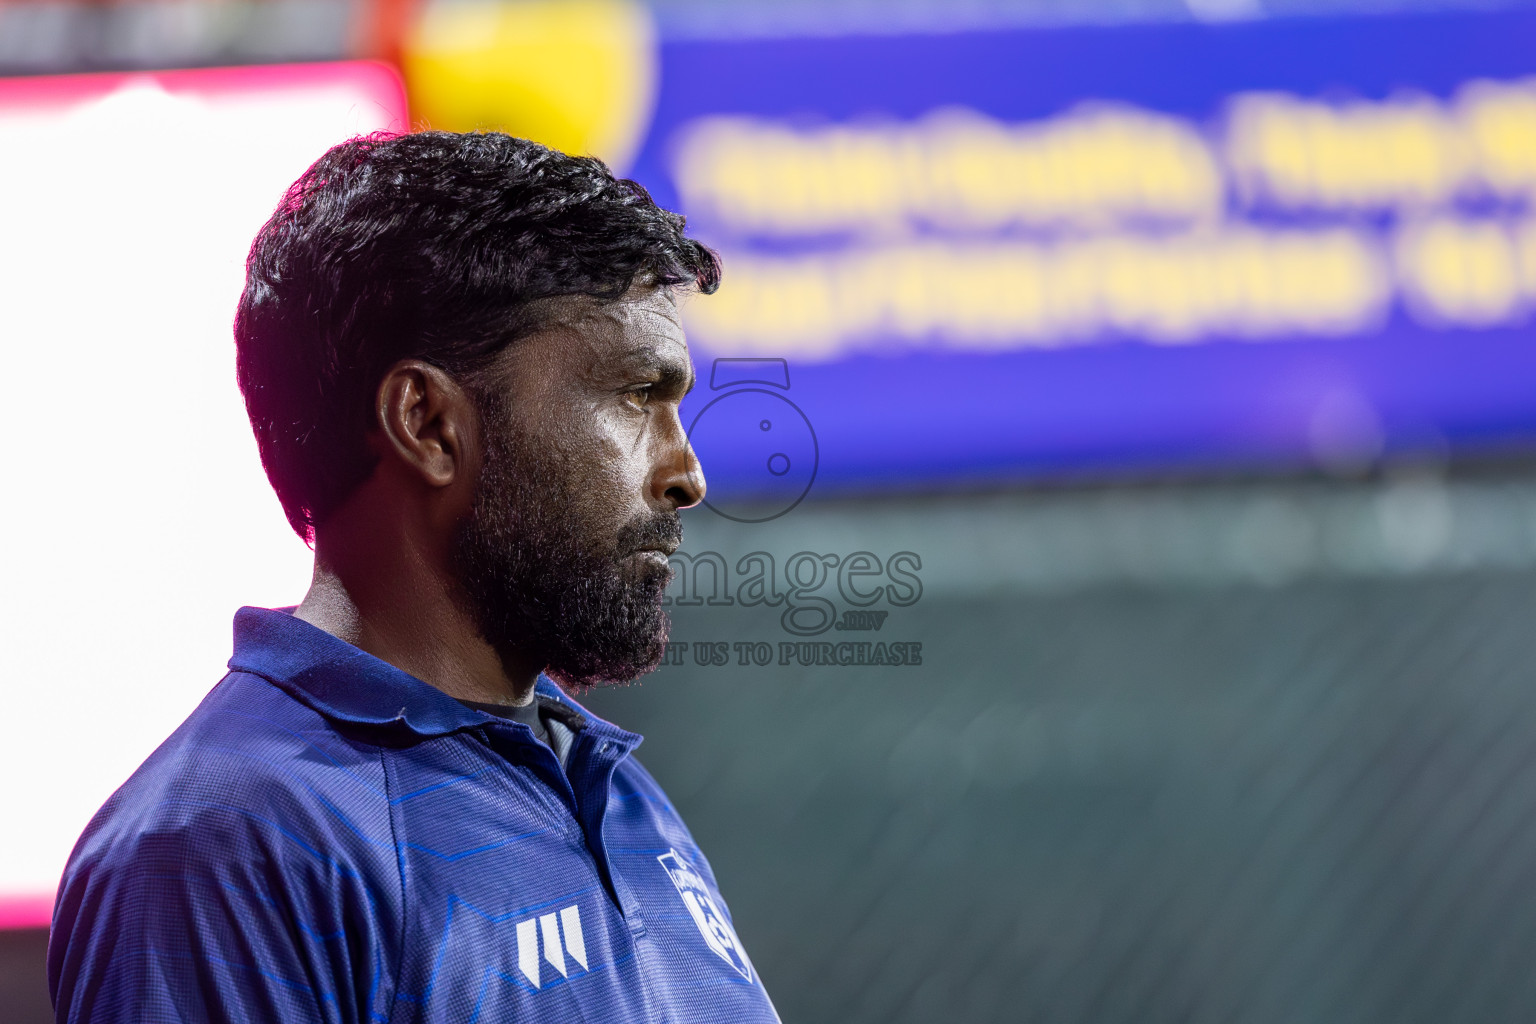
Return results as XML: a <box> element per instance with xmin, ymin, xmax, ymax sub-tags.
<box><xmin>618</xmin><ymin>344</ymin><xmax>696</xmax><ymax>395</ymax></box>
<box><xmin>657</xmin><ymin>359</ymin><xmax>695</xmax><ymax>396</ymax></box>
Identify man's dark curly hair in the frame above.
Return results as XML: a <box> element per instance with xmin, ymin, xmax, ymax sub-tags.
<box><xmin>235</xmin><ymin>130</ymin><xmax>721</xmax><ymax>541</ymax></box>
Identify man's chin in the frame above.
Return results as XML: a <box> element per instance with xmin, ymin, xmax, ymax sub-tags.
<box><xmin>618</xmin><ymin>554</ymin><xmax>675</xmax><ymax>589</ymax></box>
<box><xmin>544</xmin><ymin>648</ymin><xmax>668</xmax><ymax>693</ymax></box>
<box><xmin>541</xmin><ymin>609</ymin><xmax>672</xmax><ymax>693</ymax></box>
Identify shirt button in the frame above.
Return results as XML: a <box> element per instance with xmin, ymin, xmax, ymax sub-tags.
<box><xmin>600</xmin><ymin>741</ymin><xmax>612</xmax><ymax>753</ymax></box>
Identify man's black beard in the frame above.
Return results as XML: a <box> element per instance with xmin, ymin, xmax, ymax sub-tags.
<box><xmin>451</xmin><ymin>412</ymin><xmax>682</xmax><ymax>691</ymax></box>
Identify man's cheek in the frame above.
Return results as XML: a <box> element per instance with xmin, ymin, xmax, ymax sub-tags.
<box><xmin>586</xmin><ymin>420</ymin><xmax>651</xmax><ymax>489</ymax></box>
<box><xmin>602</xmin><ymin>452</ymin><xmax>653</xmax><ymax>510</ymax></box>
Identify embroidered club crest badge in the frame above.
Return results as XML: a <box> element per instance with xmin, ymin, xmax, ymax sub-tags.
<box><xmin>657</xmin><ymin>848</ymin><xmax>753</xmax><ymax>981</ymax></box>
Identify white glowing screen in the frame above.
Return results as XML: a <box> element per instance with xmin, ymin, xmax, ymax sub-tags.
<box><xmin>0</xmin><ymin>63</ymin><xmax>407</xmax><ymax>921</ymax></box>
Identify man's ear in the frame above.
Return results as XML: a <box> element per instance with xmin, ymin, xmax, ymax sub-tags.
<box><xmin>373</xmin><ymin>360</ymin><xmax>478</xmax><ymax>488</ymax></box>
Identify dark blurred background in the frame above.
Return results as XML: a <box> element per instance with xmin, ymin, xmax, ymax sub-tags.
<box><xmin>10</xmin><ymin>1</ymin><xmax>1536</xmax><ymax>1022</ymax></box>
<box><xmin>586</xmin><ymin>467</ymin><xmax>1536</xmax><ymax>1023</ymax></box>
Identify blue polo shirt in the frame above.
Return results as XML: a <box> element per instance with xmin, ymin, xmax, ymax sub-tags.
<box><xmin>49</xmin><ymin>607</ymin><xmax>781</xmax><ymax>1024</ymax></box>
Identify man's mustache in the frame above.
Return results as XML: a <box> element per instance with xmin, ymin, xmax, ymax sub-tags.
<box><xmin>616</xmin><ymin>513</ymin><xmax>683</xmax><ymax>558</ymax></box>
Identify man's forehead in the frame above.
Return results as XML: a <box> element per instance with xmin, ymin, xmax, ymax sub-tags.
<box><xmin>540</xmin><ymin>285</ymin><xmax>679</xmax><ymax>324</ymax></box>
<box><xmin>536</xmin><ymin>286</ymin><xmax>689</xmax><ymax>362</ymax></box>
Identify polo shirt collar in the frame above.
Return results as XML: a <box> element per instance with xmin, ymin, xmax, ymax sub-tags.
<box><xmin>227</xmin><ymin>605</ymin><xmax>641</xmax><ymax>752</ymax></box>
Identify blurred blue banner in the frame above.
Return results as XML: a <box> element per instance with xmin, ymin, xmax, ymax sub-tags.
<box><xmin>626</xmin><ymin>12</ymin><xmax>1536</xmax><ymax>503</ymax></box>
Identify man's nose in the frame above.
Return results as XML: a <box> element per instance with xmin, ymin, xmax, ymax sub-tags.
<box><xmin>652</xmin><ymin>439</ymin><xmax>706</xmax><ymax>510</ymax></box>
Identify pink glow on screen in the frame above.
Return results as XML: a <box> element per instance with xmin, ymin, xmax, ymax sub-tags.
<box><xmin>0</xmin><ymin>895</ymin><xmax>54</xmax><ymax>930</ymax></box>
<box><xmin>0</xmin><ymin>60</ymin><xmax>406</xmax><ymax>120</ymax></box>
<box><xmin>0</xmin><ymin>61</ymin><xmax>407</xmax><ymax>927</ymax></box>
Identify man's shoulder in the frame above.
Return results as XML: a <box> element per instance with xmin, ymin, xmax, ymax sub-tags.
<box><xmin>124</xmin><ymin>667</ymin><xmax>388</xmax><ymax>809</ymax></box>
<box><xmin>70</xmin><ymin>669</ymin><xmax>393</xmax><ymax>878</ymax></box>
<box><xmin>50</xmin><ymin>671</ymin><xmax>406</xmax><ymax>1024</ymax></box>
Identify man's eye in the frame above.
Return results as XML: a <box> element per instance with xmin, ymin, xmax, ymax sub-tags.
<box><xmin>623</xmin><ymin>386</ymin><xmax>653</xmax><ymax>408</ymax></box>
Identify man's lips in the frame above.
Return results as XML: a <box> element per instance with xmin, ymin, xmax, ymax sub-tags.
<box><xmin>617</xmin><ymin>513</ymin><xmax>683</xmax><ymax>561</ymax></box>
<box><xmin>630</xmin><ymin>542</ymin><xmax>678</xmax><ymax>558</ymax></box>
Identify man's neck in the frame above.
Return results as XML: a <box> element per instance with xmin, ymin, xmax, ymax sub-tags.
<box><xmin>294</xmin><ymin>540</ymin><xmax>542</xmax><ymax>708</ymax></box>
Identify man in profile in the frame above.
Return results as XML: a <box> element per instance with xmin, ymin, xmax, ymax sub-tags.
<box><xmin>49</xmin><ymin>131</ymin><xmax>780</xmax><ymax>1023</ymax></box>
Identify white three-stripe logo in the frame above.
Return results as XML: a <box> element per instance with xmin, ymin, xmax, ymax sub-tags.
<box><xmin>515</xmin><ymin>904</ymin><xmax>588</xmax><ymax>989</ymax></box>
